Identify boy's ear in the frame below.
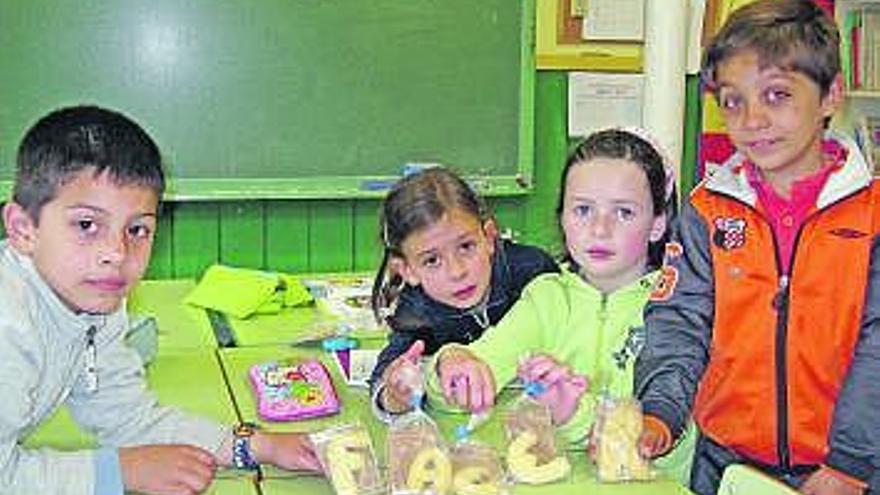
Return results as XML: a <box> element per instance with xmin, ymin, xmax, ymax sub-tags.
<box><xmin>2</xmin><ymin>202</ymin><xmax>38</xmax><ymax>254</ymax></box>
<box><xmin>820</xmin><ymin>74</ymin><xmax>845</xmax><ymax>118</ymax></box>
<box><xmin>649</xmin><ymin>213</ymin><xmax>667</xmax><ymax>243</ymax></box>
<box><xmin>389</xmin><ymin>256</ymin><xmax>420</xmax><ymax>287</ymax></box>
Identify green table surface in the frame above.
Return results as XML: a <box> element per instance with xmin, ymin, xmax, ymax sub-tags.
<box><xmin>165</xmin><ymin>476</ymin><xmax>257</xmax><ymax>495</ymax></box>
<box><xmin>128</xmin><ymin>279</ymin><xmax>218</xmax><ymax>351</ymax></box>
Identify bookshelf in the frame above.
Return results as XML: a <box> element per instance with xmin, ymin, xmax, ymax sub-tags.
<box><xmin>835</xmin><ymin>0</ymin><xmax>880</xmax><ymax>171</ymax></box>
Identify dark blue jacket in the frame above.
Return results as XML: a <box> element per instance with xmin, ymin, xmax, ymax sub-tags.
<box><xmin>369</xmin><ymin>239</ymin><xmax>558</xmax><ymax>396</ymax></box>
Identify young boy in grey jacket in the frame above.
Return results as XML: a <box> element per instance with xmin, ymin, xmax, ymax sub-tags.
<box><xmin>0</xmin><ymin>105</ymin><xmax>321</xmax><ymax>495</ymax></box>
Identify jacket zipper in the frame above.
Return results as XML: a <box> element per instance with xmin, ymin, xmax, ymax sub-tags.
<box><xmin>772</xmin><ymin>204</ymin><xmax>833</xmax><ymax>469</ymax></box>
<box><xmin>714</xmin><ymin>170</ymin><xmax>866</xmax><ymax>470</ymax></box>
<box><xmin>594</xmin><ymin>295</ymin><xmax>609</xmax><ymax>393</ymax></box>
<box><xmin>772</xmin><ymin>274</ymin><xmax>791</xmax><ymax>469</ymax></box>
<box><xmin>85</xmin><ymin>325</ymin><xmax>98</xmax><ymax>393</ymax></box>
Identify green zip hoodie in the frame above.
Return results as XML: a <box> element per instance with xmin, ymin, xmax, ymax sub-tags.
<box><xmin>429</xmin><ymin>267</ymin><xmax>695</xmax><ymax>484</ymax></box>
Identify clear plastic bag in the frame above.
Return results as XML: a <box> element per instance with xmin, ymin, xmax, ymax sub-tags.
<box><xmin>591</xmin><ymin>396</ymin><xmax>654</xmax><ymax>482</ymax></box>
<box><xmin>311</xmin><ymin>423</ymin><xmax>384</xmax><ymax>495</ymax></box>
<box><xmin>388</xmin><ymin>411</ymin><xmax>451</xmax><ymax>495</ymax></box>
<box><xmin>502</xmin><ymin>384</ymin><xmax>571</xmax><ymax>484</ymax></box>
<box><xmin>449</xmin><ymin>436</ymin><xmax>509</xmax><ymax>495</ymax></box>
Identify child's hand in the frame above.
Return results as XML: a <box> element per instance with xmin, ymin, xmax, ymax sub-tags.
<box><xmin>800</xmin><ymin>467</ymin><xmax>865</xmax><ymax>495</ymax></box>
<box><xmin>120</xmin><ymin>444</ymin><xmax>216</xmax><ymax>495</ymax></box>
<box><xmin>637</xmin><ymin>415</ymin><xmax>672</xmax><ymax>459</ymax></box>
<box><xmin>517</xmin><ymin>354</ymin><xmax>588</xmax><ymax>425</ymax></box>
<box><xmin>436</xmin><ymin>346</ymin><xmax>496</xmax><ymax>412</ymax></box>
<box><xmin>381</xmin><ymin>340</ymin><xmax>425</xmax><ymax>413</ymax></box>
<box><xmin>253</xmin><ymin>431</ymin><xmax>323</xmax><ymax>473</ymax></box>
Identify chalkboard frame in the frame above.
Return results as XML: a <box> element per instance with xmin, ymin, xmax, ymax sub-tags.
<box><xmin>0</xmin><ymin>0</ymin><xmax>535</xmax><ymax>201</ymax></box>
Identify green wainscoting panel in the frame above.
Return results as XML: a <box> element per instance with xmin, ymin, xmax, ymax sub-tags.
<box><xmin>309</xmin><ymin>200</ymin><xmax>354</xmax><ymax>272</ymax></box>
<box><xmin>219</xmin><ymin>202</ymin><xmax>264</xmax><ymax>268</ymax></box>
<box><xmin>527</xmin><ymin>71</ymin><xmax>568</xmax><ymax>255</ymax></box>
<box><xmin>353</xmin><ymin>200</ymin><xmax>382</xmax><ymax>272</ymax></box>
<box><xmin>171</xmin><ymin>202</ymin><xmax>220</xmax><ymax>278</ymax></box>
<box><xmin>265</xmin><ymin>201</ymin><xmax>310</xmax><ymax>273</ymax></box>
<box><xmin>491</xmin><ymin>198</ymin><xmax>526</xmax><ymax>240</ymax></box>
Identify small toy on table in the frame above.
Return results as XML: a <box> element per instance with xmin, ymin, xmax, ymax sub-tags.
<box><xmin>249</xmin><ymin>358</ymin><xmax>340</xmax><ymax>421</ymax></box>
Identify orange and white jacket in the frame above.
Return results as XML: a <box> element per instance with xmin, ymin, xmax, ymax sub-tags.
<box><xmin>636</xmin><ymin>131</ymin><xmax>880</xmax><ymax>484</ymax></box>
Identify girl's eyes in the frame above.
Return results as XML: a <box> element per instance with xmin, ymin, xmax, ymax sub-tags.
<box><xmin>616</xmin><ymin>207</ymin><xmax>635</xmax><ymax>221</ymax></box>
<box><xmin>573</xmin><ymin>204</ymin><xmax>591</xmax><ymax>218</ymax></box>
<box><xmin>458</xmin><ymin>239</ymin><xmax>478</xmax><ymax>253</ymax></box>
<box><xmin>421</xmin><ymin>254</ymin><xmax>441</xmax><ymax>269</ymax></box>
<box><xmin>571</xmin><ymin>204</ymin><xmax>636</xmax><ymax>222</ymax></box>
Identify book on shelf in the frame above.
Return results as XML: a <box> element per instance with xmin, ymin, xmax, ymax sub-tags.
<box><xmin>842</xmin><ymin>5</ymin><xmax>880</xmax><ymax>91</ymax></box>
<box><xmin>856</xmin><ymin>114</ymin><xmax>880</xmax><ymax>174</ymax></box>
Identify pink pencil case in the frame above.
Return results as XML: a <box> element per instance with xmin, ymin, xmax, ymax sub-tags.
<box><xmin>249</xmin><ymin>358</ymin><xmax>340</xmax><ymax>421</ymax></box>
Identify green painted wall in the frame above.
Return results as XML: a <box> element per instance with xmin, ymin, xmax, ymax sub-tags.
<box><xmin>144</xmin><ymin>71</ymin><xmax>570</xmax><ymax>279</ymax></box>
<box><xmin>2</xmin><ymin>71</ymin><xmax>699</xmax><ymax>280</ymax></box>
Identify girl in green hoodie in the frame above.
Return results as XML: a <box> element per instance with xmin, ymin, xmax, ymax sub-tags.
<box><xmin>429</xmin><ymin>128</ymin><xmax>695</xmax><ymax>483</ymax></box>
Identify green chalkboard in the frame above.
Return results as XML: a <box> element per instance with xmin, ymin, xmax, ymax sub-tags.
<box><xmin>0</xmin><ymin>0</ymin><xmax>534</xmax><ymax>200</ymax></box>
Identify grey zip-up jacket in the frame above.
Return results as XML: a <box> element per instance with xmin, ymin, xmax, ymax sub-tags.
<box><xmin>0</xmin><ymin>242</ymin><xmax>228</xmax><ymax>494</ymax></box>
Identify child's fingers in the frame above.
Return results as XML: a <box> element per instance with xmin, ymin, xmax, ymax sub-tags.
<box><xmin>451</xmin><ymin>374</ymin><xmax>472</xmax><ymax>409</ymax></box>
<box><xmin>537</xmin><ymin>364</ymin><xmax>574</xmax><ymax>386</ymax></box>
<box><xmin>402</xmin><ymin>340</ymin><xmax>425</xmax><ymax>363</ymax></box>
<box><xmin>468</xmin><ymin>363</ymin><xmax>496</xmax><ymax>412</ymax></box>
<box><xmin>518</xmin><ymin>353</ymin><xmax>555</xmax><ymax>374</ymax></box>
<box><xmin>569</xmin><ymin>374</ymin><xmax>589</xmax><ymax>393</ymax></box>
<box><xmin>518</xmin><ymin>354</ymin><xmax>561</xmax><ymax>382</ymax></box>
<box><xmin>387</xmin><ymin>358</ymin><xmax>419</xmax><ymax>395</ymax></box>
<box><xmin>637</xmin><ymin>430</ymin><xmax>669</xmax><ymax>459</ymax></box>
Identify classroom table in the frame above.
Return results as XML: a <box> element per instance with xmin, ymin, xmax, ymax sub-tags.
<box><xmin>196</xmin><ymin>477</ymin><xmax>259</xmax><ymax>495</ymax></box>
<box><xmin>128</xmin><ymin>279</ymin><xmax>218</xmax><ymax>351</ymax></box>
<box><xmin>220</xmin><ymin>272</ymin><xmax>388</xmax><ymax>347</ymax></box>
<box><xmin>219</xmin><ymin>344</ymin><xmax>693</xmax><ymax>494</ymax></box>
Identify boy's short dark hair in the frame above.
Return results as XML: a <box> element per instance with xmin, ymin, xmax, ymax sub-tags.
<box><xmin>13</xmin><ymin>105</ymin><xmax>165</xmax><ymax>223</ymax></box>
<box><xmin>702</xmin><ymin>0</ymin><xmax>840</xmax><ymax>96</ymax></box>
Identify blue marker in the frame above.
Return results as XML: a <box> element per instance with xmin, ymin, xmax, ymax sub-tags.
<box><xmin>321</xmin><ymin>336</ymin><xmax>357</xmax><ymax>352</ymax></box>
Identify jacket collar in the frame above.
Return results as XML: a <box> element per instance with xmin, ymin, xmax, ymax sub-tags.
<box><xmin>702</xmin><ymin>130</ymin><xmax>871</xmax><ymax>209</ymax></box>
<box><xmin>1</xmin><ymin>241</ymin><xmax>118</xmax><ymax>342</ymax></box>
<box><xmin>561</xmin><ymin>263</ymin><xmax>659</xmax><ymax>301</ymax></box>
